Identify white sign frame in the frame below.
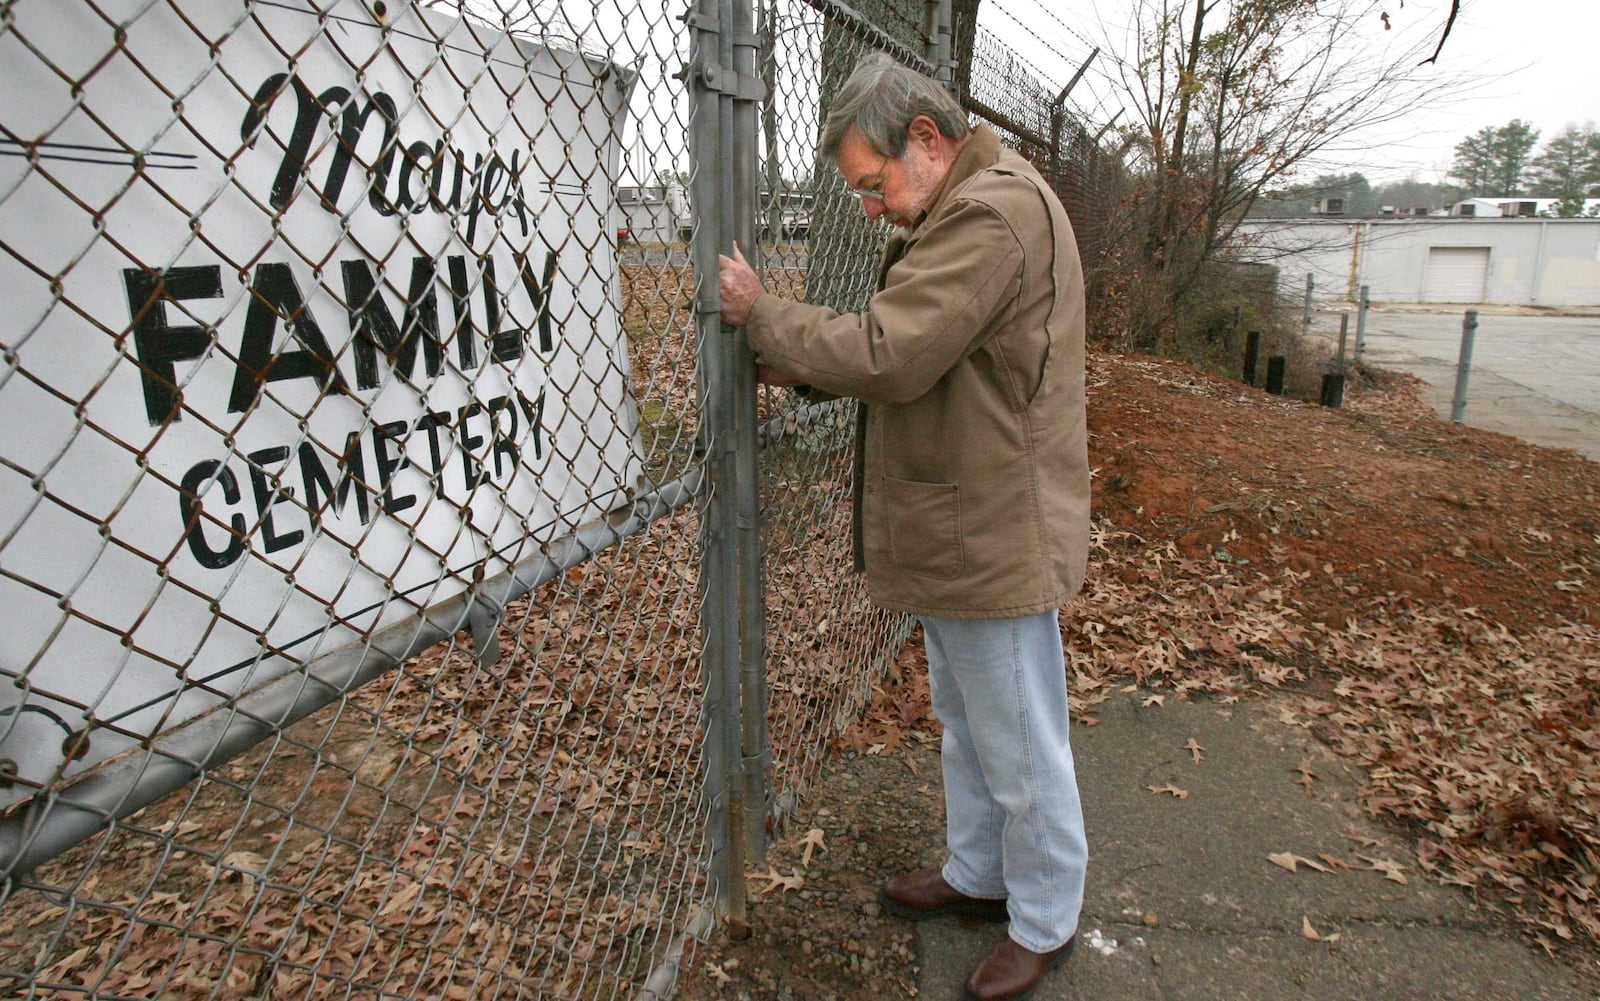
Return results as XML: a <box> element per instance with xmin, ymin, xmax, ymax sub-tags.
<box><xmin>0</xmin><ymin>0</ymin><xmax>644</xmax><ymax>808</ymax></box>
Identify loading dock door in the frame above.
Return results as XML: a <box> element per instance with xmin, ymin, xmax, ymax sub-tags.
<box><xmin>1421</xmin><ymin>246</ymin><xmax>1490</xmax><ymax>302</ymax></box>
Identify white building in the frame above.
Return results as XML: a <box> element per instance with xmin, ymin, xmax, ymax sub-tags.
<box><xmin>1447</xmin><ymin>197</ymin><xmax>1600</xmax><ymax>218</ymax></box>
<box><xmin>1232</xmin><ymin>217</ymin><xmax>1600</xmax><ymax>305</ymax></box>
<box><xmin>614</xmin><ymin>180</ymin><xmax>691</xmax><ymax>244</ymax></box>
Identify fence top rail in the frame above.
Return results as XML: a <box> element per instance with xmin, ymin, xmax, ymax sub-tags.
<box><xmin>797</xmin><ymin>0</ymin><xmax>936</xmax><ymax>75</ymax></box>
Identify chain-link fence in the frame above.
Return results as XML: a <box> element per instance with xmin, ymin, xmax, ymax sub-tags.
<box><xmin>0</xmin><ymin>0</ymin><xmax>1124</xmax><ymax>996</ymax></box>
<box><xmin>960</xmin><ymin>18</ymin><xmax>1132</xmax><ymax>340</ymax></box>
<box><xmin>0</xmin><ymin>0</ymin><xmax>719</xmax><ymax>995</ymax></box>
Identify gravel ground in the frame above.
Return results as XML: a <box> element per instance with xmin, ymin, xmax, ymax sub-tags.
<box><xmin>672</xmin><ymin>741</ymin><xmax>940</xmax><ymax>1001</ymax></box>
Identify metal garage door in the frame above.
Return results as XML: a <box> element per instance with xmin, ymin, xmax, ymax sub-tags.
<box><xmin>1421</xmin><ymin>246</ymin><xmax>1490</xmax><ymax>302</ymax></box>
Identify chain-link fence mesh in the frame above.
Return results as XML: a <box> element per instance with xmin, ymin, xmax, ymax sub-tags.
<box><xmin>0</xmin><ymin>0</ymin><xmax>715</xmax><ymax>996</ymax></box>
<box><xmin>961</xmin><ymin>21</ymin><xmax>1131</xmax><ymax>332</ymax></box>
<box><xmin>0</xmin><ymin>0</ymin><xmax>1125</xmax><ymax>995</ymax></box>
<box><xmin>750</xmin><ymin>0</ymin><xmax>926</xmax><ymax>834</ymax></box>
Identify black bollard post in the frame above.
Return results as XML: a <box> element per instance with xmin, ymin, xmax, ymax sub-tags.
<box><xmin>1320</xmin><ymin>373</ymin><xmax>1345</xmax><ymax>407</ymax></box>
<box><xmin>1243</xmin><ymin>331</ymin><xmax>1261</xmax><ymax>385</ymax></box>
<box><xmin>1266</xmin><ymin>356</ymin><xmax>1286</xmax><ymax>395</ymax></box>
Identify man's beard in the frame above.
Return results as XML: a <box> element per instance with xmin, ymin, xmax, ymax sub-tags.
<box><xmin>889</xmin><ymin>157</ymin><xmax>941</xmax><ymax>230</ymax></box>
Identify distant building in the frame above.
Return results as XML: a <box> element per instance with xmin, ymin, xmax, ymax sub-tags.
<box><xmin>1447</xmin><ymin>197</ymin><xmax>1600</xmax><ymax>218</ymax></box>
<box><xmin>1232</xmin><ymin>217</ymin><xmax>1600</xmax><ymax>306</ymax></box>
<box><xmin>614</xmin><ymin>180</ymin><xmax>690</xmax><ymax>244</ymax></box>
<box><xmin>612</xmin><ymin>180</ymin><xmax>812</xmax><ymax>243</ymax></box>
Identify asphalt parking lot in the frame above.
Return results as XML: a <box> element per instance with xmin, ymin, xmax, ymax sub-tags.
<box><xmin>1313</xmin><ymin>306</ymin><xmax>1600</xmax><ymax>462</ymax></box>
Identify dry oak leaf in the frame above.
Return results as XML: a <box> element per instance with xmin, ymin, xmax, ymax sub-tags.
<box><xmin>1302</xmin><ymin>915</ymin><xmax>1341</xmax><ymax>942</ymax></box>
<box><xmin>1184</xmin><ymin>738</ymin><xmax>1205</xmax><ymax>765</ymax></box>
<box><xmin>1147</xmin><ymin>784</ymin><xmax>1189</xmax><ymax>799</ymax></box>
<box><xmin>1268</xmin><ymin>852</ymin><xmax>1333</xmax><ymax>874</ymax></box>
<box><xmin>1357</xmin><ymin>855</ymin><xmax>1409</xmax><ymax>885</ymax></box>
<box><xmin>1142</xmin><ymin>694</ymin><xmax>1166</xmax><ymax>708</ymax></box>
<box><xmin>754</xmin><ymin>866</ymin><xmax>805</xmax><ymax>895</ymax></box>
<box><xmin>800</xmin><ymin>828</ymin><xmax>827</xmax><ymax>869</ymax></box>
<box><xmin>1294</xmin><ymin>761</ymin><xmax>1317</xmax><ymax>797</ymax></box>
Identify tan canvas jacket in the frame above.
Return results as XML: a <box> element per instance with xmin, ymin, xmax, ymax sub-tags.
<box><xmin>745</xmin><ymin>126</ymin><xmax>1089</xmax><ymax>618</ymax></box>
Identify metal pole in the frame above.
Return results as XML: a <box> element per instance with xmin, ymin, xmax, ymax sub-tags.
<box><xmin>933</xmin><ymin>0</ymin><xmax>955</xmax><ymax>93</ymax></box>
<box><xmin>1047</xmin><ymin>50</ymin><xmax>1095</xmax><ymax>184</ymax></box>
<box><xmin>730</xmin><ymin>0</ymin><xmax>769</xmax><ymax>870</ymax></box>
<box><xmin>1090</xmin><ymin>111</ymin><xmax>1122</xmax><ymax>146</ymax></box>
<box><xmin>1336</xmin><ymin>312</ymin><xmax>1349</xmax><ymax>372</ymax></box>
<box><xmin>714</xmin><ymin>0</ymin><xmax>750</xmax><ymax>937</ymax></box>
<box><xmin>1055</xmin><ymin>48</ymin><xmax>1099</xmax><ymax>104</ymax></box>
<box><xmin>1354</xmin><ymin>284</ymin><xmax>1369</xmax><ymax>364</ymax></box>
<box><xmin>1266</xmin><ymin>355</ymin><xmax>1287</xmax><ymax>395</ymax></box>
<box><xmin>687</xmin><ymin>0</ymin><xmax>744</xmax><ymax>931</ymax></box>
<box><xmin>1301</xmin><ymin>273</ymin><xmax>1314</xmax><ymax>334</ymax></box>
<box><xmin>760</xmin><ymin>1</ymin><xmax>782</xmax><ymax>245</ymax></box>
<box><xmin>1451</xmin><ymin>309</ymin><xmax>1479</xmax><ymax>424</ymax></box>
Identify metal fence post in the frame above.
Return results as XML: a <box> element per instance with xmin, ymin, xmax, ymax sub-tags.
<box><xmin>760</xmin><ymin>0</ymin><xmax>782</xmax><ymax>246</ymax></box>
<box><xmin>1302</xmin><ymin>273</ymin><xmax>1314</xmax><ymax>334</ymax></box>
<box><xmin>730</xmin><ymin>0</ymin><xmax>771</xmax><ymax>867</ymax></box>
<box><xmin>687</xmin><ymin>0</ymin><xmax>746</xmax><ymax>931</ymax></box>
<box><xmin>1452</xmin><ymin>309</ymin><xmax>1479</xmax><ymax>424</ymax></box>
<box><xmin>1354</xmin><ymin>283</ymin><xmax>1370</xmax><ymax>363</ymax></box>
<box><xmin>927</xmin><ymin>0</ymin><xmax>955</xmax><ymax>92</ymax></box>
<box><xmin>1243</xmin><ymin>330</ymin><xmax>1261</xmax><ymax>385</ymax></box>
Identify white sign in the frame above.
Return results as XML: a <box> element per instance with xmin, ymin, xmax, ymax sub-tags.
<box><xmin>0</xmin><ymin>0</ymin><xmax>644</xmax><ymax>807</ymax></box>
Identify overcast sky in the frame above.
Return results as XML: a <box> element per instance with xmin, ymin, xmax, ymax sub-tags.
<box><xmin>977</xmin><ymin>0</ymin><xmax>1600</xmax><ymax>187</ymax></box>
<box><xmin>1361</xmin><ymin>0</ymin><xmax>1600</xmax><ymax>183</ymax></box>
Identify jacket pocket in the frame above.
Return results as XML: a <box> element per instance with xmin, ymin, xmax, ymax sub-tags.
<box><xmin>884</xmin><ymin>476</ymin><xmax>963</xmax><ymax>580</ymax></box>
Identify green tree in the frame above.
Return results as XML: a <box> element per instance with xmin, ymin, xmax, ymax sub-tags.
<box><xmin>1318</xmin><ymin>172</ymin><xmax>1376</xmax><ymax>214</ymax></box>
<box><xmin>1528</xmin><ymin>124</ymin><xmax>1600</xmax><ymax>198</ymax></box>
<box><xmin>1489</xmin><ymin>119</ymin><xmax>1540</xmax><ymax>195</ymax></box>
<box><xmin>1449</xmin><ymin>126</ymin><xmax>1497</xmax><ymax>196</ymax></box>
<box><xmin>1545</xmin><ymin>192</ymin><xmax>1589</xmax><ymax>217</ymax></box>
<box><xmin>1450</xmin><ymin>120</ymin><xmax>1541</xmax><ymax>196</ymax></box>
<box><xmin>1248</xmin><ymin>172</ymin><xmax>1376</xmax><ymax>216</ymax></box>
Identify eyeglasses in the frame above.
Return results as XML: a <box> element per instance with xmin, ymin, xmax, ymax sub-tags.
<box><xmin>844</xmin><ymin>153</ymin><xmax>891</xmax><ymax>203</ymax></box>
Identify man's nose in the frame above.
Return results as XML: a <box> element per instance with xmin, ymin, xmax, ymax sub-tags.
<box><xmin>862</xmin><ymin>198</ymin><xmax>886</xmax><ymax>221</ymax></box>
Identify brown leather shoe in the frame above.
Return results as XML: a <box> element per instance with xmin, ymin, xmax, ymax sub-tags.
<box><xmin>878</xmin><ymin>868</ymin><xmax>1009</xmax><ymax>923</ymax></box>
<box><xmin>961</xmin><ymin>935</ymin><xmax>1075</xmax><ymax>1001</ymax></box>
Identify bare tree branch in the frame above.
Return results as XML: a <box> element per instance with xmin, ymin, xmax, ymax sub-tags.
<box><xmin>1419</xmin><ymin>0</ymin><xmax>1462</xmax><ymax>66</ymax></box>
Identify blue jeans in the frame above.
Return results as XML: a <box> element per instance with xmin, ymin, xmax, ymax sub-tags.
<box><xmin>920</xmin><ymin>610</ymin><xmax>1087</xmax><ymax>953</ymax></box>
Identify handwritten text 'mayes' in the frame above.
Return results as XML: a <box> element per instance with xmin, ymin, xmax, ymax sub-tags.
<box><xmin>243</xmin><ymin>73</ymin><xmax>532</xmax><ymax>244</ymax></box>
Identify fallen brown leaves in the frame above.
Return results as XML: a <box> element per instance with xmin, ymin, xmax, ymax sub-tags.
<box><xmin>0</xmin><ymin>515</ymin><xmax>716</xmax><ymax>997</ymax></box>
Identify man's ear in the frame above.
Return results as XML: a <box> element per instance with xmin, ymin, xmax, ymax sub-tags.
<box><xmin>907</xmin><ymin>115</ymin><xmax>941</xmax><ymax>151</ymax></box>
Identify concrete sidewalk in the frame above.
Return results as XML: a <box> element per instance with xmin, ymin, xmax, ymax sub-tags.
<box><xmin>912</xmin><ymin>693</ymin><xmax>1597</xmax><ymax>1001</ymax></box>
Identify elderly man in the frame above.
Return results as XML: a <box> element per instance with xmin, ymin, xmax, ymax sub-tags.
<box><xmin>718</xmin><ymin>52</ymin><xmax>1090</xmax><ymax>1001</ymax></box>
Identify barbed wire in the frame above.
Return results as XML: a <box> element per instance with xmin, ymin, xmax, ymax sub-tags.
<box><xmin>978</xmin><ymin>0</ymin><xmax>1130</xmax><ymax>135</ymax></box>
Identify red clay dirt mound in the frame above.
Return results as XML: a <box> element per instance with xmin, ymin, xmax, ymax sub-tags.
<box><xmin>1089</xmin><ymin>353</ymin><xmax>1598</xmax><ymax>630</ymax></box>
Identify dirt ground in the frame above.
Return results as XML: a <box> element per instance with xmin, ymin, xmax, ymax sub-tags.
<box><xmin>673</xmin><ymin>350</ymin><xmax>1600</xmax><ymax>1000</ymax></box>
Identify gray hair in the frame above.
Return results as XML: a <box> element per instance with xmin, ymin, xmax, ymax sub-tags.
<box><xmin>819</xmin><ymin>53</ymin><xmax>970</xmax><ymax>159</ymax></box>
